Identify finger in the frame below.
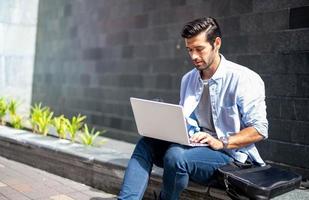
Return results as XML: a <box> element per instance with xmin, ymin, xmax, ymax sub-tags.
<box><xmin>190</xmin><ymin>132</ymin><xmax>203</xmax><ymax>141</ymax></box>
<box><xmin>195</xmin><ymin>132</ymin><xmax>209</xmax><ymax>142</ymax></box>
<box><xmin>190</xmin><ymin>135</ymin><xmax>199</xmax><ymax>142</ymax></box>
<box><xmin>200</xmin><ymin>138</ymin><xmax>209</xmax><ymax>144</ymax></box>
<box><xmin>196</xmin><ymin>133</ymin><xmax>206</xmax><ymax>142</ymax></box>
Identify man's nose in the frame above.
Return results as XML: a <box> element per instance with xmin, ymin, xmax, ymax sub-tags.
<box><xmin>191</xmin><ymin>52</ymin><xmax>199</xmax><ymax>60</ymax></box>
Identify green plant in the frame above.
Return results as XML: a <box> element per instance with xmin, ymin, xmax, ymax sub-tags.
<box><xmin>7</xmin><ymin>99</ymin><xmax>18</xmax><ymax>116</ymax></box>
<box><xmin>11</xmin><ymin>114</ymin><xmax>23</xmax><ymax>129</ymax></box>
<box><xmin>0</xmin><ymin>97</ymin><xmax>8</xmax><ymax>125</ymax></box>
<box><xmin>52</xmin><ymin>115</ymin><xmax>67</xmax><ymax>139</ymax></box>
<box><xmin>7</xmin><ymin>99</ymin><xmax>23</xmax><ymax>129</ymax></box>
<box><xmin>36</xmin><ymin>110</ymin><xmax>54</xmax><ymax>136</ymax></box>
<box><xmin>80</xmin><ymin>124</ymin><xmax>104</xmax><ymax>146</ymax></box>
<box><xmin>65</xmin><ymin>114</ymin><xmax>86</xmax><ymax>142</ymax></box>
<box><xmin>30</xmin><ymin>103</ymin><xmax>50</xmax><ymax>133</ymax></box>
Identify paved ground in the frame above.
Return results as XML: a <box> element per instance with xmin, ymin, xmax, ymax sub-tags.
<box><xmin>0</xmin><ymin>156</ymin><xmax>117</xmax><ymax>200</ymax></box>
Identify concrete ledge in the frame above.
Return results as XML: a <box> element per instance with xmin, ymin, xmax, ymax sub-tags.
<box><xmin>0</xmin><ymin>126</ymin><xmax>308</xmax><ymax>200</ymax></box>
<box><xmin>0</xmin><ymin>126</ymin><xmax>228</xmax><ymax>200</ymax></box>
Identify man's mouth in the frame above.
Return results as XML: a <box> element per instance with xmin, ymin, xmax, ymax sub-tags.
<box><xmin>194</xmin><ymin>61</ymin><xmax>204</xmax><ymax>66</ymax></box>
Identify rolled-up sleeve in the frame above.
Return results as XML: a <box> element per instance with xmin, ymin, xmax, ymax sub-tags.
<box><xmin>237</xmin><ymin>72</ymin><xmax>268</xmax><ymax>139</ymax></box>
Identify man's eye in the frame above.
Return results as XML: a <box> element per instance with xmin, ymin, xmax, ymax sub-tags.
<box><xmin>196</xmin><ymin>47</ymin><xmax>205</xmax><ymax>52</ymax></box>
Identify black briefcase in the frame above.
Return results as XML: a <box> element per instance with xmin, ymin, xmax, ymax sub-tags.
<box><xmin>218</xmin><ymin>164</ymin><xmax>302</xmax><ymax>200</ymax></box>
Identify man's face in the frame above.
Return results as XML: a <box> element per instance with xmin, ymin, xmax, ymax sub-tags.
<box><xmin>185</xmin><ymin>31</ymin><xmax>220</xmax><ymax>72</ymax></box>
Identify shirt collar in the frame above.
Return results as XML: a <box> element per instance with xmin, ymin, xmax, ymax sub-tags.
<box><xmin>210</xmin><ymin>54</ymin><xmax>226</xmax><ymax>83</ymax></box>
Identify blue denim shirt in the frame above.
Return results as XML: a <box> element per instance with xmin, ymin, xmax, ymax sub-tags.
<box><xmin>179</xmin><ymin>55</ymin><xmax>268</xmax><ymax>165</ymax></box>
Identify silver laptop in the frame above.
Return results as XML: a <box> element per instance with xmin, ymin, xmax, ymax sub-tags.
<box><xmin>130</xmin><ymin>97</ymin><xmax>208</xmax><ymax>146</ymax></box>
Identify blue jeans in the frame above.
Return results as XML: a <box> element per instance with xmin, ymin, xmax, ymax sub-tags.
<box><xmin>118</xmin><ymin>137</ymin><xmax>233</xmax><ymax>200</ymax></box>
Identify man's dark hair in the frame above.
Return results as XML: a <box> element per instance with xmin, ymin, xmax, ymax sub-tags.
<box><xmin>181</xmin><ymin>17</ymin><xmax>221</xmax><ymax>47</ymax></box>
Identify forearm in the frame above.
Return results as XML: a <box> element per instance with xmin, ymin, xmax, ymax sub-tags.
<box><xmin>226</xmin><ymin>127</ymin><xmax>264</xmax><ymax>149</ymax></box>
<box><xmin>190</xmin><ymin>127</ymin><xmax>264</xmax><ymax>150</ymax></box>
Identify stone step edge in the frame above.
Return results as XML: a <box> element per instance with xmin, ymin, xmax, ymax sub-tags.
<box><xmin>0</xmin><ymin>126</ymin><xmax>228</xmax><ymax>200</ymax></box>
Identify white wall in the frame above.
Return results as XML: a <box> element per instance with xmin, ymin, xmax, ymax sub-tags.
<box><xmin>0</xmin><ymin>0</ymin><xmax>39</xmax><ymax>117</ymax></box>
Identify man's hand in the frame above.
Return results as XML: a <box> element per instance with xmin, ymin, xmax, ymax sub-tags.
<box><xmin>190</xmin><ymin>132</ymin><xmax>224</xmax><ymax>150</ymax></box>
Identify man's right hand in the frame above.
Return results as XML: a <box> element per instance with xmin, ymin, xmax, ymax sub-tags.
<box><xmin>190</xmin><ymin>132</ymin><xmax>224</xmax><ymax>150</ymax></box>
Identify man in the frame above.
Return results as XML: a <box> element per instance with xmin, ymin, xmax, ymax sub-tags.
<box><xmin>118</xmin><ymin>17</ymin><xmax>268</xmax><ymax>200</ymax></box>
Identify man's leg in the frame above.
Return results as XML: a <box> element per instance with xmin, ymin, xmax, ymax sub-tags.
<box><xmin>161</xmin><ymin>145</ymin><xmax>233</xmax><ymax>200</ymax></box>
<box><xmin>118</xmin><ymin>137</ymin><xmax>171</xmax><ymax>200</ymax></box>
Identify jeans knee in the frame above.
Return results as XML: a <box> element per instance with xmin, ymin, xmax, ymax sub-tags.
<box><xmin>164</xmin><ymin>146</ymin><xmax>186</xmax><ymax>170</ymax></box>
<box><xmin>132</xmin><ymin>138</ymin><xmax>152</xmax><ymax>160</ymax></box>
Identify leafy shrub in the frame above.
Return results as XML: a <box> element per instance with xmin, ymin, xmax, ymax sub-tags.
<box><xmin>7</xmin><ymin>99</ymin><xmax>18</xmax><ymax>116</ymax></box>
<box><xmin>52</xmin><ymin>115</ymin><xmax>67</xmax><ymax>139</ymax></box>
<box><xmin>3</xmin><ymin>99</ymin><xmax>106</xmax><ymax>147</ymax></box>
<box><xmin>36</xmin><ymin>110</ymin><xmax>54</xmax><ymax>136</ymax></box>
<box><xmin>80</xmin><ymin>124</ymin><xmax>104</xmax><ymax>146</ymax></box>
<box><xmin>11</xmin><ymin>114</ymin><xmax>23</xmax><ymax>129</ymax></box>
<box><xmin>7</xmin><ymin>99</ymin><xmax>23</xmax><ymax>129</ymax></box>
<box><xmin>65</xmin><ymin>114</ymin><xmax>86</xmax><ymax>142</ymax></box>
<box><xmin>30</xmin><ymin>103</ymin><xmax>51</xmax><ymax>133</ymax></box>
<box><xmin>0</xmin><ymin>97</ymin><xmax>7</xmax><ymax>125</ymax></box>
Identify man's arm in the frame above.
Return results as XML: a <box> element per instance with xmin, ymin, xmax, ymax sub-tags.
<box><xmin>190</xmin><ymin>127</ymin><xmax>264</xmax><ymax>150</ymax></box>
<box><xmin>224</xmin><ymin>127</ymin><xmax>264</xmax><ymax>149</ymax></box>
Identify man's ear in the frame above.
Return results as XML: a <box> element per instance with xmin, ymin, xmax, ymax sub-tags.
<box><xmin>214</xmin><ymin>37</ymin><xmax>221</xmax><ymax>51</ymax></box>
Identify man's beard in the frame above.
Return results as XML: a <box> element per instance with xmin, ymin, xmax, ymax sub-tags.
<box><xmin>196</xmin><ymin>63</ymin><xmax>210</xmax><ymax>72</ymax></box>
<box><xmin>194</xmin><ymin>59</ymin><xmax>213</xmax><ymax>72</ymax></box>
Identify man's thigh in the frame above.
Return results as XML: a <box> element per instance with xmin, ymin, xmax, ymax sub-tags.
<box><xmin>165</xmin><ymin>144</ymin><xmax>233</xmax><ymax>183</ymax></box>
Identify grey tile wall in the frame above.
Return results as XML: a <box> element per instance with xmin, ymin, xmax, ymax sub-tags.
<box><xmin>33</xmin><ymin>0</ymin><xmax>309</xmax><ymax>177</ymax></box>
